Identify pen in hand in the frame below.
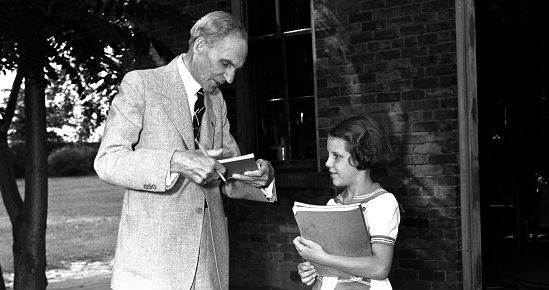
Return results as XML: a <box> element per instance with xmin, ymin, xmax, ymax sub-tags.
<box><xmin>194</xmin><ymin>139</ymin><xmax>227</xmax><ymax>183</ymax></box>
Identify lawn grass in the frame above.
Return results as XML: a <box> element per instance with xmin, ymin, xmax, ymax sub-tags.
<box><xmin>0</xmin><ymin>175</ymin><xmax>124</xmax><ymax>273</ymax></box>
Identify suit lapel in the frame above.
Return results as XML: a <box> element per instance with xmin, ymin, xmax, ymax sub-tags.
<box><xmin>160</xmin><ymin>58</ymin><xmax>194</xmax><ymax>150</ymax></box>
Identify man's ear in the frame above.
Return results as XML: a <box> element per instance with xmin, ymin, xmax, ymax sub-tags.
<box><xmin>193</xmin><ymin>36</ymin><xmax>207</xmax><ymax>54</ymax></box>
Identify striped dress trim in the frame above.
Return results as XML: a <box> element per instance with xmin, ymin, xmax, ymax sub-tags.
<box><xmin>353</xmin><ymin>188</ymin><xmax>386</xmax><ymax>201</ymax></box>
<box><xmin>335</xmin><ymin>184</ymin><xmax>388</xmax><ymax>205</ymax></box>
<box><xmin>318</xmin><ymin>275</ymin><xmax>371</xmax><ymax>286</ymax></box>
<box><xmin>371</xmin><ymin>235</ymin><xmax>396</xmax><ymax>246</ymax></box>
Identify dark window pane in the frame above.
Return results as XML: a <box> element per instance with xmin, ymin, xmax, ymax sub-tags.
<box><xmin>244</xmin><ymin>0</ymin><xmax>316</xmax><ymax>163</ymax></box>
<box><xmin>249</xmin><ymin>39</ymin><xmax>285</xmax><ymax>102</ymax></box>
<box><xmin>289</xmin><ymin>98</ymin><xmax>316</xmax><ymax>159</ymax></box>
<box><xmin>280</xmin><ymin>0</ymin><xmax>311</xmax><ymax>32</ymax></box>
<box><xmin>257</xmin><ymin>100</ymin><xmax>286</xmax><ymax>160</ymax></box>
<box><xmin>287</xmin><ymin>34</ymin><xmax>314</xmax><ymax>98</ymax></box>
<box><xmin>247</xmin><ymin>0</ymin><xmax>277</xmax><ymax>37</ymax></box>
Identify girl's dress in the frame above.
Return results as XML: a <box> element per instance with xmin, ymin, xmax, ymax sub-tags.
<box><xmin>312</xmin><ymin>183</ymin><xmax>400</xmax><ymax>290</ymax></box>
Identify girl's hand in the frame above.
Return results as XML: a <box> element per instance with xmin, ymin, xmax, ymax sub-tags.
<box><xmin>293</xmin><ymin>236</ymin><xmax>328</xmax><ymax>264</ymax></box>
<box><xmin>297</xmin><ymin>261</ymin><xmax>317</xmax><ymax>286</ymax></box>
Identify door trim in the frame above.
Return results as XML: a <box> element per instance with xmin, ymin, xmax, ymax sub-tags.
<box><xmin>455</xmin><ymin>0</ymin><xmax>482</xmax><ymax>289</ymax></box>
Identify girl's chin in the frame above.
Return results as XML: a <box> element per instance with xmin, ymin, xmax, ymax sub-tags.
<box><xmin>331</xmin><ymin>178</ymin><xmax>349</xmax><ymax>188</ymax></box>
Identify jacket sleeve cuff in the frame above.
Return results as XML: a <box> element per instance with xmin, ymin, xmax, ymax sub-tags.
<box><xmin>261</xmin><ymin>178</ymin><xmax>275</xmax><ymax>199</ymax></box>
<box><xmin>165</xmin><ymin>170</ymin><xmax>180</xmax><ymax>190</ymax></box>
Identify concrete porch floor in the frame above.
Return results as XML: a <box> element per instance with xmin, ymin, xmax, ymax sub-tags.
<box><xmin>45</xmin><ymin>236</ymin><xmax>548</xmax><ymax>290</ymax></box>
<box><xmin>48</xmin><ymin>274</ymin><xmax>111</xmax><ymax>290</ymax></box>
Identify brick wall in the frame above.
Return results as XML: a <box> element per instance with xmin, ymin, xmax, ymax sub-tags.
<box><xmin>314</xmin><ymin>0</ymin><xmax>460</xmax><ymax>289</ymax></box>
<box><xmin>227</xmin><ymin>172</ymin><xmax>332</xmax><ymax>290</ymax></box>
<box><xmin>137</xmin><ymin>0</ymin><xmax>463</xmax><ymax>289</ymax></box>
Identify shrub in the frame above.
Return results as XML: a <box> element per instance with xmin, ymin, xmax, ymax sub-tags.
<box><xmin>47</xmin><ymin>144</ymin><xmax>99</xmax><ymax>177</ymax></box>
<box><xmin>8</xmin><ymin>141</ymin><xmax>27</xmax><ymax>178</ymax></box>
<box><xmin>8</xmin><ymin>141</ymin><xmax>73</xmax><ymax>178</ymax></box>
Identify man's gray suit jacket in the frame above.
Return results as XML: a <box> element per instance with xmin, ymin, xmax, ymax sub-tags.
<box><xmin>94</xmin><ymin>57</ymin><xmax>276</xmax><ymax>290</ymax></box>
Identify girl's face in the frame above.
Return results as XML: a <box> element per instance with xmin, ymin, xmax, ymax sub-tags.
<box><xmin>325</xmin><ymin>137</ymin><xmax>360</xmax><ymax>187</ymax></box>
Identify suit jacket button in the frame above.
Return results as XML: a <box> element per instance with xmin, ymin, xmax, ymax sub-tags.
<box><xmin>196</xmin><ymin>208</ymin><xmax>203</xmax><ymax>214</ymax></box>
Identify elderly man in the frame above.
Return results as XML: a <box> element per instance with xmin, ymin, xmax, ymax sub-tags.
<box><xmin>94</xmin><ymin>11</ymin><xmax>276</xmax><ymax>290</ymax></box>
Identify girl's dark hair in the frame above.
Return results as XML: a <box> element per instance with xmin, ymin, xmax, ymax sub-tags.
<box><xmin>329</xmin><ymin>115</ymin><xmax>394</xmax><ymax>170</ymax></box>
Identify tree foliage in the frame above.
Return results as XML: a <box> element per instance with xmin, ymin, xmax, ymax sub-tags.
<box><xmin>1</xmin><ymin>0</ymin><xmax>192</xmax><ymax>127</ymax></box>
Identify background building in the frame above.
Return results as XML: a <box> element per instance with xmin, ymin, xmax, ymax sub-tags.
<box><xmin>133</xmin><ymin>0</ymin><xmax>549</xmax><ymax>289</ymax></box>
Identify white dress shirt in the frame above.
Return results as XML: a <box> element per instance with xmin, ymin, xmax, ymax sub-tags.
<box><xmin>166</xmin><ymin>55</ymin><xmax>274</xmax><ymax>198</ymax></box>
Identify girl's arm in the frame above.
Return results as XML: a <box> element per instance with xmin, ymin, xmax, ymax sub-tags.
<box><xmin>293</xmin><ymin>236</ymin><xmax>394</xmax><ymax>280</ymax></box>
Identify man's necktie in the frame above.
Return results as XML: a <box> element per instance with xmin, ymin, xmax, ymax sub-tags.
<box><xmin>193</xmin><ymin>88</ymin><xmax>205</xmax><ymax>149</ymax></box>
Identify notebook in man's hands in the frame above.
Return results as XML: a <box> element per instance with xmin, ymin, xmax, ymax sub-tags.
<box><xmin>219</xmin><ymin>153</ymin><xmax>258</xmax><ymax>178</ymax></box>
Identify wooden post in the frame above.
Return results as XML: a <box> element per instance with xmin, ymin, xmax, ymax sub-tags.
<box><xmin>455</xmin><ymin>0</ymin><xmax>482</xmax><ymax>289</ymax></box>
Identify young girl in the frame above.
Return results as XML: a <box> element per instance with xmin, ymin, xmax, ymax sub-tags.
<box><xmin>293</xmin><ymin>115</ymin><xmax>400</xmax><ymax>290</ymax></box>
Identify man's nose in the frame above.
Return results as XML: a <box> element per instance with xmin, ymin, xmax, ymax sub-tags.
<box><xmin>223</xmin><ymin>67</ymin><xmax>236</xmax><ymax>84</ymax></box>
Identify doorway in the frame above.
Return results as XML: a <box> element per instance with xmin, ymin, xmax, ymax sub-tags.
<box><xmin>476</xmin><ymin>0</ymin><xmax>549</xmax><ymax>288</ymax></box>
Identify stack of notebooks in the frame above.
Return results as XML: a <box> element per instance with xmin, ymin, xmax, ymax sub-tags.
<box><xmin>293</xmin><ymin>202</ymin><xmax>372</xmax><ymax>277</ymax></box>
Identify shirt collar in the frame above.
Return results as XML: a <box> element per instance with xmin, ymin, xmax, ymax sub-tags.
<box><xmin>176</xmin><ymin>54</ymin><xmax>202</xmax><ymax>113</ymax></box>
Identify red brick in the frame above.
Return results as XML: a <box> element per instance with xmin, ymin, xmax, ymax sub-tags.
<box><xmin>377</xmin><ymin>71</ymin><xmax>402</xmax><ymax>81</ymax></box>
<box><xmin>400</xmin><ymin>24</ymin><xmax>426</xmax><ymax>36</ymax></box>
<box><xmin>415</xmin><ymin>12</ymin><xmax>439</xmax><ymax>24</ymax></box>
<box><xmin>403</xmin><ymin>90</ymin><xmax>425</xmax><ymax>100</ymax></box>
<box><xmin>362</xmin><ymin>20</ymin><xmax>388</xmax><ymax>31</ymax></box>
<box><xmin>414</xmin><ymin>99</ymin><xmax>440</xmax><ymax>110</ymax></box>
<box><xmin>361</xmin><ymin>0</ymin><xmax>387</xmax><ymax>10</ymax></box>
<box><xmin>349</xmin><ymin>31</ymin><xmax>375</xmax><ymax>43</ymax></box>
<box><xmin>399</xmin><ymin>3</ymin><xmax>422</xmax><ymax>16</ymax></box>
<box><xmin>373</xmin><ymin>7</ymin><xmax>400</xmax><ymax>20</ymax></box>
<box><xmin>374</xmin><ymin>29</ymin><xmax>400</xmax><ymax>40</ymax></box>
<box><xmin>366</xmin><ymin>61</ymin><xmax>389</xmax><ymax>72</ymax></box>
<box><xmin>349</xmin><ymin>11</ymin><xmax>373</xmax><ymax>23</ymax></box>
<box><xmin>390</xmin><ymin>80</ymin><xmax>413</xmax><ymax>90</ymax></box>
<box><xmin>376</xmin><ymin>49</ymin><xmax>402</xmax><ymax>60</ymax></box>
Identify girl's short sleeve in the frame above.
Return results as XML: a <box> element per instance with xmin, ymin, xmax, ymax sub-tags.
<box><xmin>326</xmin><ymin>198</ymin><xmax>337</xmax><ymax>205</ymax></box>
<box><xmin>364</xmin><ymin>193</ymin><xmax>400</xmax><ymax>246</ymax></box>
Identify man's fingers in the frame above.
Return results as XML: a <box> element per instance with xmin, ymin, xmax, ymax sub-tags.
<box><xmin>214</xmin><ymin>161</ymin><xmax>226</xmax><ymax>176</ymax></box>
<box><xmin>229</xmin><ymin>160</ymin><xmax>272</xmax><ymax>188</ymax></box>
<box><xmin>206</xmin><ymin>148</ymin><xmax>223</xmax><ymax>158</ymax></box>
<box><xmin>242</xmin><ymin>168</ymin><xmax>262</xmax><ymax>177</ymax></box>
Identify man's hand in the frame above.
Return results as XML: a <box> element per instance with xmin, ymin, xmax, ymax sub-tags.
<box><xmin>170</xmin><ymin>149</ymin><xmax>225</xmax><ymax>185</ymax></box>
<box><xmin>230</xmin><ymin>159</ymin><xmax>274</xmax><ymax>188</ymax></box>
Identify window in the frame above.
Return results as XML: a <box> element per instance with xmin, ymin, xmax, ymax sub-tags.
<box><xmin>235</xmin><ymin>0</ymin><xmax>317</xmax><ymax>167</ymax></box>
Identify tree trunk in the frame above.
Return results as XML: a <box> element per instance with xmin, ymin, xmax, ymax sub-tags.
<box><xmin>0</xmin><ymin>71</ymin><xmax>24</xmax><ymax>290</ymax></box>
<box><xmin>12</xmin><ymin>71</ymin><xmax>48</xmax><ymax>290</ymax></box>
<box><xmin>0</xmin><ymin>71</ymin><xmax>24</xmax><ymax>223</ymax></box>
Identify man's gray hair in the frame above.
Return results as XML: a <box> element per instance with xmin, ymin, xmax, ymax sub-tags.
<box><xmin>189</xmin><ymin>11</ymin><xmax>248</xmax><ymax>47</ymax></box>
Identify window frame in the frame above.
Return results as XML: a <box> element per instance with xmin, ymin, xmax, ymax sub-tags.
<box><xmin>232</xmin><ymin>0</ymin><xmax>320</xmax><ymax>171</ymax></box>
